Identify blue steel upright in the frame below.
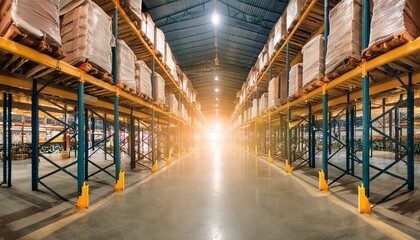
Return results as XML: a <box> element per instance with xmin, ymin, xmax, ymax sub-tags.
<box><xmin>407</xmin><ymin>72</ymin><xmax>414</xmax><ymax>190</ymax></box>
<box><xmin>361</xmin><ymin>0</ymin><xmax>371</xmax><ymax>196</ymax></box>
<box><xmin>286</xmin><ymin>43</ymin><xmax>291</xmax><ymax>164</ymax></box>
<box><xmin>31</xmin><ymin>79</ymin><xmax>39</xmax><ymax>191</ymax></box>
<box><xmin>77</xmin><ymin>80</ymin><xmax>85</xmax><ymax>196</ymax></box>
<box><xmin>113</xmin><ymin>8</ymin><xmax>121</xmax><ymax>179</ymax></box>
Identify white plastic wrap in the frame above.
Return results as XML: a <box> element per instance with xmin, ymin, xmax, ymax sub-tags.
<box><xmin>155</xmin><ymin>27</ymin><xmax>165</xmax><ymax>59</ymax></box>
<box><xmin>325</xmin><ymin>0</ymin><xmax>362</xmax><ymax>74</ymax></box>
<box><xmin>288</xmin><ymin>64</ymin><xmax>303</xmax><ymax>97</ymax></box>
<box><xmin>2</xmin><ymin>0</ymin><xmax>62</xmax><ymax>48</ymax></box>
<box><xmin>368</xmin><ymin>0</ymin><xmax>420</xmax><ymax>48</ymax></box>
<box><xmin>258</xmin><ymin>51</ymin><xmax>268</xmax><ymax>72</ymax></box>
<box><xmin>154</xmin><ymin>72</ymin><xmax>166</xmax><ymax>104</ymax></box>
<box><xmin>126</xmin><ymin>0</ymin><xmax>142</xmax><ymax>18</ymax></box>
<box><xmin>135</xmin><ymin>60</ymin><xmax>152</xmax><ymax>98</ymax></box>
<box><xmin>61</xmin><ymin>0</ymin><xmax>113</xmax><ymax>73</ymax></box>
<box><xmin>286</xmin><ymin>0</ymin><xmax>305</xmax><ymax>32</ymax></box>
<box><xmin>145</xmin><ymin>13</ymin><xmax>155</xmax><ymax>44</ymax></box>
<box><xmin>302</xmin><ymin>34</ymin><xmax>324</xmax><ymax>88</ymax></box>
<box><xmin>268</xmin><ymin>36</ymin><xmax>275</xmax><ymax>59</ymax></box>
<box><xmin>165</xmin><ymin>42</ymin><xmax>175</xmax><ymax>73</ymax></box>
<box><xmin>166</xmin><ymin>93</ymin><xmax>178</xmax><ymax>114</ymax></box>
<box><xmin>260</xmin><ymin>93</ymin><xmax>268</xmax><ymax>113</ymax></box>
<box><xmin>274</xmin><ymin>14</ymin><xmax>286</xmax><ymax>48</ymax></box>
<box><xmin>247</xmin><ymin>67</ymin><xmax>257</xmax><ymax>87</ymax></box>
<box><xmin>118</xmin><ymin>39</ymin><xmax>136</xmax><ymax>90</ymax></box>
<box><xmin>268</xmin><ymin>77</ymin><xmax>280</xmax><ymax>109</ymax></box>
<box><xmin>252</xmin><ymin>99</ymin><xmax>258</xmax><ymax>119</ymax></box>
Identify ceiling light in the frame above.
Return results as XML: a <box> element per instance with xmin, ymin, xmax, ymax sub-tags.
<box><xmin>215</xmin><ymin>88</ymin><xmax>219</xmax><ymax>92</ymax></box>
<box><xmin>216</xmin><ymin>104</ymin><xmax>218</xmax><ymax>107</ymax></box>
<box><xmin>215</xmin><ymin>76</ymin><xmax>219</xmax><ymax>81</ymax></box>
<box><xmin>216</xmin><ymin>98</ymin><xmax>218</xmax><ymax>101</ymax></box>
<box><xmin>212</xmin><ymin>12</ymin><xmax>220</xmax><ymax>25</ymax></box>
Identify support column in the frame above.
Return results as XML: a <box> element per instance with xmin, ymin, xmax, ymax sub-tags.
<box><xmin>104</xmin><ymin>113</ymin><xmax>107</xmax><ymax>161</ymax></box>
<box><xmin>322</xmin><ymin>91</ymin><xmax>329</xmax><ymax>180</ymax></box>
<box><xmin>130</xmin><ymin>108</ymin><xmax>136</xmax><ymax>169</ymax></box>
<box><xmin>286</xmin><ymin>43</ymin><xmax>291</xmax><ymax>165</ymax></box>
<box><xmin>31</xmin><ymin>80</ymin><xmax>39</xmax><ymax>191</ymax></box>
<box><xmin>84</xmin><ymin>109</ymin><xmax>89</xmax><ymax>180</ymax></box>
<box><xmin>350</xmin><ymin>106</ymin><xmax>355</xmax><ymax>176</ymax></box>
<box><xmin>407</xmin><ymin>72</ymin><xmax>414</xmax><ymax>190</ymax></box>
<box><xmin>6</xmin><ymin>94</ymin><xmax>12</xmax><ymax>187</ymax></box>
<box><xmin>112</xmin><ymin>8</ymin><xmax>121</xmax><ymax>180</ymax></box>
<box><xmin>91</xmin><ymin>115</ymin><xmax>95</xmax><ymax>150</ymax></box>
<box><xmin>308</xmin><ymin>104</ymin><xmax>314</xmax><ymax>168</ymax></box>
<box><xmin>361</xmin><ymin>0</ymin><xmax>371</xmax><ymax>196</ymax></box>
<box><xmin>345</xmin><ymin>91</ymin><xmax>351</xmax><ymax>173</ymax></box>
<box><xmin>77</xmin><ymin>80</ymin><xmax>85</xmax><ymax>196</ymax></box>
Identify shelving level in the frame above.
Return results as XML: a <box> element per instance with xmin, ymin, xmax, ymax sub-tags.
<box><xmin>0</xmin><ymin>0</ymin><xmax>204</xmax><ymax>205</ymax></box>
<box><xmin>230</xmin><ymin>0</ymin><xmax>420</xmax><ymax>206</ymax></box>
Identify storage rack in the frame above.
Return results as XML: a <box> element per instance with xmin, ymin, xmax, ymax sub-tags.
<box><xmin>0</xmin><ymin>1</ymin><xmax>204</xmax><ymax>202</ymax></box>
<box><xmin>230</xmin><ymin>0</ymin><xmax>419</xmax><ymax>204</ymax></box>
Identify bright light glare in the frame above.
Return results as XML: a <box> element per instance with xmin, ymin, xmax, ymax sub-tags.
<box><xmin>216</xmin><ymin>104</ymin><xmax>218</xmax><ymax>107</ymax></box>
<box><xmin>216</xmin><ymin>98</ymin><xmax>218</xmax><ymax>101</ymax></box>
<box><xmin>215</xmin><ymin>76</ymin><xmax>219</xmax><ymax>81</ymax></box>
<box><xmin>212</xmin><ymin>12</ymin><xmax>220</xmax><ymax>25</ymax></box>
<box><xmin>215</xmin><ymin>88</ymin><xmax>219</xmax><ymax>92</ymax></box>
<box><xmin>215</xmin><ymin>123</ymin><xmax>221</xmax><ymax>130</ymax></box>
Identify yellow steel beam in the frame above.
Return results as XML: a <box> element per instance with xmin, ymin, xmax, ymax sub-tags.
<box><xmin>111</xmin><ymin>0</ymin><xmax>205</xmax><ymax>123</ymax></box>
<box><xmin>0</xmin><ymin>37</ymin><xmax>195</xmax><ymax>127</ymax></box>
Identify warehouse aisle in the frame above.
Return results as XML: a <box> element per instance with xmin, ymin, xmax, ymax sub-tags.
<box><xmin>44</xmin><ymin>143</ymin><xmax>389</xmax><ymax>240</ymax></box>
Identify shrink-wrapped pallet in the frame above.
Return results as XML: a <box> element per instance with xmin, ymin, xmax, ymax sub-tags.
<box><xmin>258</xmin><ymin>51</ymin><xmax>268</xmax><ymax>73</ymax></box>
<box><xmin>247</xmin><ymin>67</ymin><xmax>258</xmax><ymax>87</ymax></box>
<box><xmin>145</xmin><ymin>13</ymin><xmax>155</xmax><ymax>44</ymax></box>
<box><xmin>288</xmin><ymin>64</ymin><xmax>303</xmax><ymax>98</ymax></box>
<box><xmin>155</xmin><ymin>27</ymin><xmax>165</xmax><ymax>59</ymax></box>
<box><xmin>325</xmin><ymin>0</ymin><xmax>362</xmax><ymax>75</ymax></box>
<box><xmin>135</xmin><ymin>60</ymin><xmax>152</xmax><ymax>98</ymax></box>
<box><xmin>154</xmin><ymin>72</ymin><xmax>165</xmax><ymax>104</ymax></box>
<box><xmin>61</xmin><ymin>0</ymin><xmax>113</xmax><ymax>73</ymax></box>
<box><xmin>165</xmin><ymin>43</ymin><xmax>176</xmax><ymax>75</ymax></box>
<box><xmin>268</xmin><ymin>37</ymin><xmax>275</xmax><ymax>59</ymax></box>
<box><xmin>268</xmin><ymin>77</ymin><xmax>281</xmax><ymax>109</ymax></box>
<box><xmin>126</xmin><ymin>0</ymin><xmax>142</xmax><ymax>18</ymax></box>
<box><xmin>260</xmin><ymin>93</ymin><xmax>268</xmax><ymax>113</ymax></box>
<box><xmin>117</xmin><ymin>40</ymin><xmax>136</xmax><ymax>90</ymax></box>
<box><xmin>0</xmin><ymin>0</ymin><xmax>62</xmax><ymax>48</ymax></box>
<box><xmin>274</xmin><ymin>14</ymin><xmax>286</xmax><ymax>48</ymax></box>
<box><xmin>166</xmin><ymin>93</ymin><xmax>178</xmax><ymax>114</ymax></box>
<box><xmin>302</xmin><ymin>35</ymin><xmax>324</xmax><ymax>89</ymax></box>
<box><xmin>368</xmin><ymin>0</ymin><xmax>420</xmax><ymax>50</ymax></box>
<box><xmin>252</xmin><ymin>99</ymin><xmax>258</xmax><ymax>118</ymax></box>
<box><xmin>286</xmin><ymin>0</ymin><xmax>305</xmax><ymax>32</ymax></box>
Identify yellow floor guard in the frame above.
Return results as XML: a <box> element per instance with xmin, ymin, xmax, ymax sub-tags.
<box><xmin>318</xmin><ymin>170</ymin><xmax>329</xmax><ymax>191</ymax></box>
<box><xmin>76</xmin><ymin>182</ymin><xmax>89</xmax><ymax>209</ymax></box>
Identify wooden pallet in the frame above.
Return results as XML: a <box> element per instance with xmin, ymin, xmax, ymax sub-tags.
<box><xmin>117</xmin><ymin>82</ymin><xmax>138</xmax><ymax>96</ymax></box>
<box><xmin>1</xmin><ymin>24</ymin><xmax>65</xmax><ymax>60</ymax></box>
<box><xmin>119</xmin><ymin>0</ymin><xmax>142</xmax><ymax>29</ymax></box>
<box><xmin>362</xmin><ymin>32</ymin><xmax>414</xmax><ymax>60</ymax></box>
<box><xmin>302</xmin><ymin>77</ymin><xmax>324</xmax><ymax>93</ymax></box>
<box><xmin>76</xmin><ymin>61</ymin><xmax>113</xmax><ymax>82</ymax></box>
<box><xmin>324</xmin><ymin>57</ymin><xmax>360</xmax><ymax>82</ymax></box>
<box><xmin>286</xmin><ymin>92</ymin><xmax>301</xmax><ymax>102</ymax></box>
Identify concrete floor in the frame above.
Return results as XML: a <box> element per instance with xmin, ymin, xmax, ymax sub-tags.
<box><xmin>32</xmin><ymin>143</ymin><xmax>400</xmax><ymax>240</ymax></box>
<box><xmin>1</xmin><ymin>143</ymin><xmax>418</xmax><ymax>239</ymax></box>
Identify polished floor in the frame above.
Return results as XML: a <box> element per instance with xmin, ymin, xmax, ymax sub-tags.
<box><xmin>41</xmin><ymin>143</ymin><xmax>393</xmax><ymax>240</ymax></box>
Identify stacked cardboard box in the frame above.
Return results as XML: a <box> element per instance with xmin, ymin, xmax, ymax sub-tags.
<box><xmin>252</xmin><ymin>99</ymin><xmax>258</xmax><ymax>119</ymax></box>
<box><xmin>154</xmin><ymin>72</ymin><xmax>165</xmax><ymax>104</ymax></box>
<box><xmin>274</xmin><ymin>14</ymin><xmax>286</xmax><ymax>48</ymax></box>
<box><xmin>268</xmin><ymin>37</ymin><xmax>275</xmax><ymax>60</ymax></box>
<box><xmin>166</xmin><ymin>93</ymin><xmax>178</xmax><ymax>114</ymax></box>
<box><xmin>325</xmin><ymin>0</ymin><xmax>362</xmax><ymax>75</ymax></box>
<box><xmin>268</xmin><ymin>77</ymin><xmax>281</xmax><ymax>109</ymax></box>
<box><xmin>117</xmin><ymin>39</ymin><xmax>136</xmax><ymax>90</ymax></box>
<box><xmin>126</xmin><ymin>0</ymin><xmax>142</xmax><ymax>18</ymax></box>
<box><xmin>164</xmin><ymin>43</ymin><xmax>176</xmax><ymax>77</ymax></box>
<box><xmin>61</xmin><ymin>0</ymin><xmax>113</xmax><ymax>73</ymax></box>
<box><xmin>288</xmin><ymin>64</ymin><xmax>303</xmax><ymax>98</ymax></box>
<box><xmin>155</xmin><ymin>27</ymin><xmax>165</xmax><ymax>59</ymax></box>
<box><xmin>1</xmin><ymin>0</ymin><xmax>62</xmax><ymax>49</ymax></box>
<box><xmin>368</xmin><ymin>0</ymin><xmax>420</xmax><ymax>49</ymax></box>
<box><xmin>144</xmin><ymin>13</ymin><xmax>155</xmax><ymax>44</ymax></box>
<box><xmin>302</xmin><ymin>35</ymin><xmax>324</xmax><ymax>89</ymax></box>
<box><xmin>260</xmin><ymin>93</ymin><xmax>268</xmax><ymax>113</ymax></box>
<box><xmin>135</xmin><ymin>60</ymin><xmax>152</xmax><ymax>98</ymax></box>
<box><xmin>258</xmin><ymin>45</ymin><xmax>268</xmax><ymax>72</ymax></box>
<box><xmin>286</xmin><ymin>0</ymin><xmax>305</xmax><ymax>32</ymax></box>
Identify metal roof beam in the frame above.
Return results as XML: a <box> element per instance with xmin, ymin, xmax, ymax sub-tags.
<box><xmin>152</xmin><ymin>0</ymin><xmax>212</xmax><ymax>22</ymax></box>
<box><xmin>167</xmin><ymin>29</ymin><xmax>214</xmax><ymax>43</ymax></box>
<box><xmin>218</xmin><ymin>30</ymin><xmax>266</xmax><ymax>44</ymax></box>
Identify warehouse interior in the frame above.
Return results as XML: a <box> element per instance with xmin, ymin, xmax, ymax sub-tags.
<box><xmin>0</xmin><ymin>0</ymin><xmax>419</xmax><ymax>239</ymax></box>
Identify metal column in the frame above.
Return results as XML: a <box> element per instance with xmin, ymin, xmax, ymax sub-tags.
<box><xmin>407</xmin><ymin>72</ymin><xmax>414</xmax><ymax>190</ymax></box>
<box><xmin>286</xmin><ymin>43</ymin><xmax>291</xmax><ymax>164</ymax></box>
<box><xmin>77</xmin><ymin>80</ymin><xmax>85</xmax><ymax>196</ymax></box>
<box><xmin>31</xmin><ymin>80</ymin><xmax>39</xmax><ymax>191</ymax></box>
<box><xmin>130</xmin><ymin>108</ymin><xmax>136</xmax><ymax>169</ymax></box>
<box><xmin>113</xmin><ymin>8</ymin><xmax>121</xmax><ymax>180</ymax></box>
<box><xmin>361</xmin><ymin>0</ymin><xmax>371</xmax><ymax>196</ymax></box>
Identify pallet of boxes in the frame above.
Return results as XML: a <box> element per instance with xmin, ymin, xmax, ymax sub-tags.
<box><xmin>0</xmin><ymin>0</ymin><xmax>64</xmax><ymax>59</ymax></box>
<box><xmin>325</xmin><ymin>0</ymin><xmax>362</xmax><ymax>81</ymax></box>
<box><xmin>362</xmin><ymin>0</ymin><xmax>420</xmax><ymax>59</ymax></box>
